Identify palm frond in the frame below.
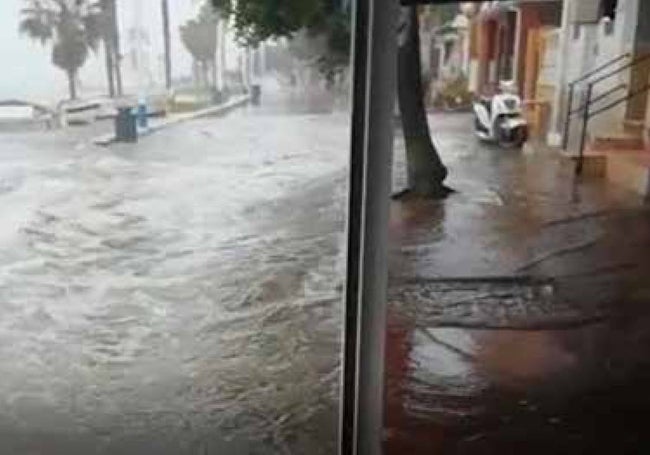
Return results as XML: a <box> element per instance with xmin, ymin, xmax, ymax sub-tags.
<box><xmin>82</xmin><ymin>12</ymin><xmax>103</xmax><ymax>51</ymax></box>
<box><xmin>19</xmin><ymin>17</ymin><xmax>53</xmax><ymax>44</ymax></box>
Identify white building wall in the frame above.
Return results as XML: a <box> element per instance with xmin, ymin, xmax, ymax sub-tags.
<box><xmin>548</xmin><ymin>0</ymin><xmax>641</xmax><ymax>146</ymax></box>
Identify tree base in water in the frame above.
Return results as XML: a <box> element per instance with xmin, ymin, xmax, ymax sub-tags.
<box><xmin>391</xmin><ymin>185</ymin><xmax>455</xmax><ymax>201</ymax></box>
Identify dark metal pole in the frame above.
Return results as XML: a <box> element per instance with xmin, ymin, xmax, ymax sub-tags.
<box><xmin>340</xmin><ymin>0</ymin><xmax>368</xmax><ymax>449</ymax></box>
<box><xmin>340</xmin><ymin>0</ymin><xmax>397</xmax><ymax>453</ymax></box>
<box><xmin>562</xmin><ymin>83</ymin><xmax>574</xmax><ymax>150</ymax></box>
<box><xmin>576</xmin><ymin>83</ymin><xmax>593</xmax><ymax>176</ymax></box>
<box><xmin>162</xmin><ymin>0</ymin><xmax>172</xmax><ymax>90</ymax></box>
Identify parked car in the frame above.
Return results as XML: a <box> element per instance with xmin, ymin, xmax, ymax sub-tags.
<box><xmin>59</xmin><ymin>97</ymin><xmax>120</xmax><ymax>126</ymax></box>
<box><xmin>59</xmin><ymin>99</ymin><xmax>102</xmax><ymax>125</ymax></box>
<box><xmin>0</xmin><ymin>99</ymin><xmax>54</xmax><ymax>131</ymax></box>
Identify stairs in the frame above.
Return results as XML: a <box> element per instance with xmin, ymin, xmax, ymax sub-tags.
<box><xmin>589</xmin><ymin>131</ymin><xmax>645</xmax><ymax>152</ymax></box>
<box><xmin>562</xmin><ymin>51</ymin><xmax>650</xmax><ymax>192</ymax></box>
<box><xmin>569</xmin><ymin>125</ymin><xmax>650</xmax><ymax>196</ymax></box>
<box><xmin>623</xmin><ymin>118</ymin><xmax>646</xmax><ymax>136</ymax></box>
<box><xmin>606</xmin><ymin>151</ymin><xmax>650</xmax><ymax>196</ymax></box>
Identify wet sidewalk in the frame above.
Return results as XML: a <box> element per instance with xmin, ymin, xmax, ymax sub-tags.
<box><xmin>385</xmin><ymin>117</ymin><xmax>650</xmax><ymax>454</ymax></box>
<box><xmin>92</xmin><ymin>95</ymin><xmax>250</xmax><ymax>146</ymax></box>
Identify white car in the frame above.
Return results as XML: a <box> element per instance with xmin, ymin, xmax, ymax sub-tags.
<box><xmin>0</xmin><ymin>99</ymin><xmax>54</xmax><ymax>131</ymax></box>
<box><xmin>59</xmin><ymin>98</ymin><xmax>118</xmax><ymax>126</ymax></box>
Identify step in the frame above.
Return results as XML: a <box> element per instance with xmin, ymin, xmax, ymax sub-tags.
<box><xmin>590</xmin><ymin>131</ymin><xmax>644</xmax><ymax>151</ymax></box>
<box><xmin>559</xmin><ymin>148</ymin><xmax>607</xmax><ymax>177</ymax></box>
<box><xmin>623</xmin><ymin>118</ymin><xmax>646</xmax><ymax>135</ymax></box>
<box><xmin>606</xmin><ymin>151</ymin><xmax>650</xmax><ymax>196</ymax></box>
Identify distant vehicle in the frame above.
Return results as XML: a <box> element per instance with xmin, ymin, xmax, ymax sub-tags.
<box><xmin>473</xmin><ymin>81</ymin><xmax>528</xmax><ymax>148</ymax></box>
<box><xmin>0</xmin><ymin>99</ymin><xmax>54</xmax><ymax>131</ymax></box>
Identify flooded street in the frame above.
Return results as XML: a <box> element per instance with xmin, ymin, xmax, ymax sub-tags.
<box><xmin>0</xmin><ymin>91</ymin><xmax>350</xmax><ymax>454</ymax></box>
<box><xmin>386</xmin><ymin>114</ymin><xmax>650</xmax><ymax>454</ymax></box>
<box><xmin>3</xmin><ymin>89</ymin><xmax>650</xmax><ymax>454</ymax></box>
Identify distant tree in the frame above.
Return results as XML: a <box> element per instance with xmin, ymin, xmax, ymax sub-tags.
<box><xmin>213</xmin><ymin>0</ymin><xmax>451</xmax><ymax>197</ymax></box>
<box><xmin>180</xmin><ymin>2</ymin><xmax>220</xmax><ymax>89</ymax></box>
<box><xmin>19</xmin><ymin>0</ymin><xmax>102</xmax><ymax>100</ymax></box>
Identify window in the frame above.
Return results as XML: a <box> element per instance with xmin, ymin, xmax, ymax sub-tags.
<box><xmin>600</xmin><ymin>0</ymin><xmax>618</xmax><ymax>20</ymax></box>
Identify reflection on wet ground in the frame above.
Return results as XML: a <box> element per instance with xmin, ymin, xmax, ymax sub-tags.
<box><xmin>386</xmin><ymin>115</ymin><xmax>650</xmax><ymax>453</ymax></box>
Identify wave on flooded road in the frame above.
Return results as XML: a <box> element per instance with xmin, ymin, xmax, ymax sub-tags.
<box><xmin>0</xmin><ymin>111</ymin><xmax>350</xmax><ymax>454</ymax></box>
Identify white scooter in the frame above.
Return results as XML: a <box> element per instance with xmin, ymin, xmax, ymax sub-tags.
<box><xmin>473</xmin><ymin>81</ymin><xmax>528</xmax><ymax>148</ymax></box>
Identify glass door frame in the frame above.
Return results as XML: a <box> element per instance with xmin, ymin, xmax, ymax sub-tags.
<box><xmin>341</xmin><ymin>1</ymin><xmax>487</xmax><ymax>454</ymax></box>
<box><xmin>340</xmin><ymin>0</ymin><xmax>397</xmax><ymax>453</ymax></box>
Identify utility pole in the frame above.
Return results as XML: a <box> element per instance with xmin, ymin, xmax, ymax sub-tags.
<box><xmin>110</xmin><ymin>0</ymin><xmax>123</xmax><ymax>96</ymax></box>
<box><xmin>161</xmin><ymin>0</ymin><xmax>172</xmax><ymax>90</ymax></box>
<box><xmin>100</xmin><ymin>0</ymin><xmax>116</xmax><ymax>97</ymax></box>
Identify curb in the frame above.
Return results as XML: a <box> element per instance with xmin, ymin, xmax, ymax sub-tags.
<box><xmin>93</xmin><ymin>95</ymin><xmax>251</xmax><ymax>147</ymax></box>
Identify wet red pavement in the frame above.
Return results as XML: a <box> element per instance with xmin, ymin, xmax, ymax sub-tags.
<box><xmin>384</xmin><ymin>128</ymin><xmax>650</xmax><ymax>454</ymax></box>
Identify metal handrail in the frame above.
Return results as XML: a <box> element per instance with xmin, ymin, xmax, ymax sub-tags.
<box><xmin>575</xmin><ymin>81</ymin><xmax>650</xmax><ymax>176</ymax></box>
<box><xmin>569</xmin><ymin>83</ymin><xmax>627</xmax><ymax>116</ymax></box>
<box><xmin>588</xmin><ymin>53</ymin><xmax>650</xmax><ymax>86</ymax></box>
<box><xmin>568</xmin><ymin>52</ymin><xmax>630</xmax><ymax>87</ymax></box>
<box><xmin>588</xmin><ymin>83</ymin><xmax>650</xmax><ymax>120</ymax></box>
<box><xmin>564</xmin><ymin>52</ymin><xmax>650</xmax><ymax>150</ymax></box>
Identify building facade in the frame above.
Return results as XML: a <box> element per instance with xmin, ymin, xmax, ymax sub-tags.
<box><xmin>455</xmin><ymin>0</ymin><xmax>650</xmax><ymax>194</ymax></box>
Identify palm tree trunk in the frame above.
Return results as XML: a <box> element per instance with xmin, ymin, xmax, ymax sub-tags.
<box><xmin>398</xmin><ymin>5</ymin><xmax>448</xmax><ymax>197</ymax></box>
<box><xmin>67</xmin><ymin>71</ymin><xmax>77</xmax><ymax>100</ymax></box>
<box><xmin>193</xmin><ymin>60</ymin><xmax>199</xmax><ymax>87</ymax></box>
<box><xmin>161</xmin><ymin>0</ymin><xmax>172</xmax><ymax>89</ymax></box>
<box><xmin>203</xmin><ymin>61</ymin><xmax>210</xmax><ymax>88</ymax></box>
<box><xmin>211</xmin><ymin>59</ymin><xmax>217</xmax><ymax>89</ymax></box>
<box><xmin>103</xmin><ymin>39</ymin><xmax>116</xmax><ymax>97</ymax></box>
<box><xmin>219</xmin><ymin>21</ymin><xmax>227</xmax><ymax>91</ymax></box>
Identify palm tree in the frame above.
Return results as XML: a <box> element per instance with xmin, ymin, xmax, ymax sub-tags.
<box><xmin>20</xmin><ymin>0</ymin><xmax>102</xmax><ymax>100</ymax></box>
<box><xmin>180</xmin><ymin>2</ymin><xmax>220</xmax><ymax>89</ymax></box>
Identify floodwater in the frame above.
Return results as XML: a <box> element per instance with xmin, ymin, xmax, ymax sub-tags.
<box><xmin>0</xmin><ymin>88</ymin><xmax>350</xmax><ymax>454</ymax></box>
<box><xmin>5</xmin><ymin>87</ymin><xmax>650</xmax><ymax>454</ymax></box>
<box><xmin>385</xmin><ymin>114</ymin><xmax>650</xmax><ymax>454</ymax></box>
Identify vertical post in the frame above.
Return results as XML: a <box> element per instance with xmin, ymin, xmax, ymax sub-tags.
<box><xmin>340</xmin><ymin>0</ymin><xmax>397</xmax><ymax>454</ymax></box>
<box><xmin>134</xmin><ymin>0</ymin><xmax>144</xmax><ymax>96</ymax></box>
<box><xmin>161</xmin><ymin>0</ymin><xmax>172</xmax><ymax>90</ymax></box>
<box><xmin>547</xmin><ymin>0</ymin><xmax>572</xmax><ymax>146</ymax></box>
<box><xmin>576</xmin><ymin>83</ymin><xmax>593</xmax><ymax>176</ymax></box>
<box><xmin>563</xmin><ymin>83</ymin><xmax>575</xmax><ymax>150</ymax></box>
<box><xmin>221</xmin><ymin>21</ymin><xmax>228</xmax><ymax>91</ymax></box>
<box><xmin>103</xmin><ymin>36</ymin><xmax>116</xmax><ymax>97</ymax></box>
<box><xmin>110</xmin><ymin>0</ymin><xmax>123</xmax><ymax>96</ymax></box>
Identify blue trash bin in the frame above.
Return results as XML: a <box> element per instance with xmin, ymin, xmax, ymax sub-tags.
<box><xmin>115</xmin><ymin>107</ymin><xmax>137</xmax><ymax>142</ymax></box>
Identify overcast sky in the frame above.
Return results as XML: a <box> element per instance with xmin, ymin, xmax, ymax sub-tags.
<box><xmin>0</xmin><ymin>0</ymin><xmax>205</xmax><ymax>104</ymax></box>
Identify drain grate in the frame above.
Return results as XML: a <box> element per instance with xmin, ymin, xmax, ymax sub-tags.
<box><xmin>389</xmin><ymin>277</ymin><xmax>607</xmax><ymax>330</ymax></box>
